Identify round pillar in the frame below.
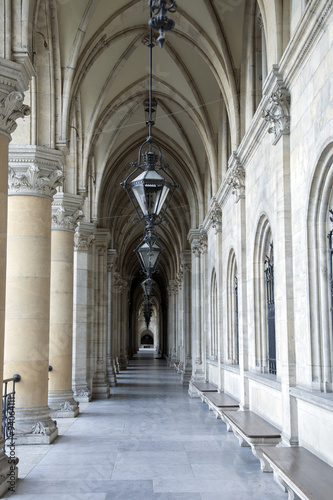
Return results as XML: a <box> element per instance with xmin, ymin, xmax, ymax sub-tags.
<box><xmin>48</xmin><ymin>193</ymin><xmax>82</xmax><ymax>417</ymax></box>
<box><xmin>4</xmin><ymin>145</ymin><xmax>63</xmax><ymax>444</ymax></box>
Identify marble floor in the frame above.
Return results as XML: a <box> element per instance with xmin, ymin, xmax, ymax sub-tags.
<box><xmin>4</xmin><ymin>350</ymin><xmax>287</xmax><ymax>499</ymax></box>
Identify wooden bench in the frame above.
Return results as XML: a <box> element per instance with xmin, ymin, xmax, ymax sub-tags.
<box><xmin>260</xmin><ymin>446</ymin><xmax>333</xmax><ymax>500</ymax></box>
<box><xmin>221</xmin><ymin>410</ymin><xmax>281</xmax><ymax>472</ymax></box>
<box><xmin>188</xmin><ymin>380</ymin><xmax>218</xmax><ymax>398</ymax></box>
<box><xmin>203</xmin><ymin>392</ymin><xmax>239</xmax><ymax>418</ymax></box>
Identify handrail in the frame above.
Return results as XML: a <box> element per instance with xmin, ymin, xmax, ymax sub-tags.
<box><xmin>2</xmin><ymin>374</ymin><xmax>20</xmax><ymax>453</ymax></box>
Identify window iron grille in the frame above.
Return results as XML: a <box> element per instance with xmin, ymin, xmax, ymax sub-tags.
<box><xmin>265</xmin><ymin>247</ymin><xmax>276</xmax><ymax>375</ymax></box>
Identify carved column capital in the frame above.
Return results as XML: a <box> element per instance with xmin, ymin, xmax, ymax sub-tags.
<box><xmin>180</xmin><ymin>250</ymin><xmax>191</xmax><ymax>272</ymax></box>
<box><xmin>95</xmin><ymin>228</ymin><xmax>111</xmax><ymax>255</ymax></box>
<box><xmin>52</xmin><ymin>193</ymin><xmax>83</xmax><ymax>231</ymax></box>
<box><xmin>74</xmin><ymin>221</ymin><xmax>96</xmax><ymax>252</ymax></box>
<box><xmin>0</xmin><ymin>91</ymin><xmax>30</xmax><ymax>138</ymax></box>
<box><xmin>107</xmin><ymin>249</ymin><xmax>118</xmax><ymax>271</ymax></box>
<box><xmin>0</xmin><ymin>58</ymin><xmax>31</xmax><ymax>138</ymax></box>
<box><xmin>262</xmin><ymin>75</ymin><xmax>290</xmax><ymax>145</ymax></box>
<box><xmin>8</xmin><ymin>146</ymin><xmax>64</xmax><ymax>199</ymax></box>
<box><xmin>188</xmin><ymin>229</ymin><xmax>207</xmax><ymax>257</ymax></box>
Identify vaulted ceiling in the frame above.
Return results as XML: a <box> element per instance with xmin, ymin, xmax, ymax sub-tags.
<box><xmin>31</xmin><ymin>0</ymin><xmax>249</xmax><ymax>289</ymax></box>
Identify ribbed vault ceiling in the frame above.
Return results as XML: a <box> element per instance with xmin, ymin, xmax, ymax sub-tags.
<box><xmin>34</xmin><ymin>0</ymin><xmax>247</xmax><ymax>285</ymax></box>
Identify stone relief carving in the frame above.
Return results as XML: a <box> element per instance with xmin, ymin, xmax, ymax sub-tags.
<box><xmin>210</xmin><ymin>205</ymin><xmax>222</xmax><ymax>233</ymax></box>
<box><xmin>74</xmin><ymin>229</ymin><xmax>95</xmax><ymax>251</ymax></box>
<box><xmin>262</xmin><ymin>85</ymin><xmax>290</xmax><ymax>145</ymax></box>
<box><xmin>60</xmin><ymin>401</ymin><xmax>75</xmax><ymax>411</ymax></box>
<box><xmin>31</xmin><ymin>421</ymin><xmax>51</xmax><ymax>435</ymax></box>
<box><xmin>52</xmin><ymin>206</ymin><xmax>84</xmax><ymax>231</ymax></box>
<box><xmin>0</xmin><ymin>91</ymin><xmax>30</xmax><ymax>135</ymax></box>
<box><xmin>8</xmin><ymin>164</ymin><xmax>63</xmax><ymax>197</ymax></box>
<box><xmin>74</xmin><ymin>388</ymin><xmax>90</xmax><ymax>398</ymax></box>
<box><xmin>228</xmin><ymin>153</ymin><xmax>245</xmax><ymax>203</ymax></box>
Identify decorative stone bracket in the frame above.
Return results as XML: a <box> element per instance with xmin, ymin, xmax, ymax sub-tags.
<box><xmin>0</xmin><ymin>91</ymin><xmax>30</xmax><ymax>136</ymax></box>
<box><xmin>262</xmin><ymin>80</ymin><xmax>290</xmax><ymax>145</ymax></box>
<box><xmin>228</xmin><ymin>152</ymin><xmax>245</xmax><ymax>203</ymax></box>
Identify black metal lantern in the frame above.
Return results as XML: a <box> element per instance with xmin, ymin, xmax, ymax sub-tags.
<box><xmin>135</xmin><ymin>226</ymin><xmax>164</xmax><ymax>276</ymax></box>
<box><xmin>148</xmin><ymin>0</ymin><xmax>178</xmax><ymax>48</ymax></box>
<box><xmin>121</xmin><ymin>7</ymin><xmax>178</xmax><ymax>227</ymax></box>
<box><xmin>142</xmin><ymin>277</ymin><xmax>154</xmax><ymax>298</ymax></box>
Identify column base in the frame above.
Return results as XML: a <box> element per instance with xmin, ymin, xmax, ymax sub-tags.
<box><xmin>48</xmin><ymin>390</ymin><xmax>79</xmax><ymax>418</ymax></box>
<box><xmin>73</xmin><ymin>385</ymin><xmax>91</xmax><ymax>403</ymax></box>
<box><xmin>119</xmin><ymin>354</ymin><xmax>128</xmax><ymax>371</ymax></box>
<box><xmin>188</xmin><ymin>370</ymin><xmax>205</xmax><ymax>397</ymax></box>
<box><xmin>0</xmin><ymin>447</ymin><xmax>18</xmax><ymax>496</ymax></box>
<box><xmin>180</xmin><ymin>364</ymin><xmax>192</xmax><ymax>386</ymax></box>
<box><xmin>107</xmin><ymin>359</ymin><xmax>117</xmax><ymax>387</ymax></box>
<box><xmin>92</xmin><ymin>371</ymin><xmax>110</xmax><ymax>399</ymax></box>
<box><xmin>14</xmin><ymin>407</ymin><xmax>58</xmax><ymax>445</ymax></box>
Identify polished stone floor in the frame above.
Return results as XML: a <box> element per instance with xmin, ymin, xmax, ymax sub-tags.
<box><xmin>5</xmin><ymin>350</ymin><xmax>287</xmax><ymax>499</ymax></box>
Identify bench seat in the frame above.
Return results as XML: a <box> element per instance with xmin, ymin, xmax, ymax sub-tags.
<box><xmin>221</xmin><ymin>410</ymin><xmax>281</xmax><ymax>472</ymax></box>
<box><xmin>189</xmin><ymin>380</ymin><xmax>218</xmax><ymax>398</ymax></box>
<box><xmin>203</xmin><ymin>392</ymin><xmax>239</xmax><ymax>417</ymax></box>
<box><xmin>260</xmin><ymin>446</ymin><xmax>333</xmax><ymax>500</ymax></box>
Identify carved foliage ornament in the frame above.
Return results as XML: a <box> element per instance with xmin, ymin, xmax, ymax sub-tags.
<box><xmin>262</xmin><ymin>85</ymin><xmax>290</xmax><ymax>145</ymax></box>
<box><xmin>8</xmin><ymin>164</ymin><xmax>64</xmax><ymax>198</ymax></box>
<box><xmin>192</xmin><ymin>232</ymin><xmax>208</xmax><ymax>257</ymax></box>
<box><xmin>74</xmin><ymin>229</ymin><xmax>95</xmax><ymax>251</ymax></box>
<box><xmin>228</xmin><ymin>163</ymin><xmax>245</xmax><ymax>203</ymax></box>
<box><xmin>52</xmin><ymin>207</ymin><xmax>84</xmax><ymax>231</ymax></box>
<box><xmin>210</xmin><ymin>206</ymin><xmax>222</xmax><ymax>233</ymax></box>
<box><xmin>0</xmin><ymin>91</ymin><xmax>30</xmax><ymax>136</ymax></box>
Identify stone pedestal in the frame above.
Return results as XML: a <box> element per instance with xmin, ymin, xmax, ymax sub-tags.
<box><xmin>48</xmin><ymin>193</ymin><xmax>82</xmax><ymax>418</ymax></box>
<box><xmin>4</xmin><ymin>145</ymin><xmax>63</xmax><ymax>444</ymax></box>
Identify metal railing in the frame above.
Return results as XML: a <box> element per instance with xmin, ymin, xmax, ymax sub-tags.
<box><xmin>2</xmin><ymin>375</ymin><xmax>20</xmax><ymax>453</ymax></box>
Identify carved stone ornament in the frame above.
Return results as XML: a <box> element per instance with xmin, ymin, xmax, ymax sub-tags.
<box><xmin>262</xmin><ymin>85</ymin><xmax>290</xmax><ymax>145</ymax></box>
<box><xmin>52</xmin><ymin>206</ymin><xmax>84</xmax><ymax>231</ymax></box>
<box><xmin>74</xmin><ymin>228</ymin><xmax>95</xmax><ymax>251</ymax></box>
<box><xmin>8</xmin><ymin>164</ymin><xmax>64</xmax><ymax>198</ymax></box>
<box><xmin>210</xmin><ymin>205</ymin><xmax>222</xmax><ymax>233</ymax></box>
<box><xmin>31</xmin><ymin>421</ymin><xmax>51</xmax><ymax>435</ymax></box>
<box><xmin>228</xmin><ymin>154</ymin><xmax>245</xmax><ymax>203</ymax></box>
<box><xmin>0</xmin><ymin>91</ymin><xmax>30</xmax><ymax>136</ymax></box>
<box><xmin>60</xmin><ymin>401</ymin><xmax>75</xmax><ymax>411</ymax></box>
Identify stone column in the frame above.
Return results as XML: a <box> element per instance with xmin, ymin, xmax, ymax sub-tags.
<box><xmin>188</xmin><ymin>229</ymin><xmax>206</xmax><ymax>395</ymax></box>
<box><xmin>180</xmin><ymin>251</ymin><xmax>192</xmax><ymax>385</ymax></box>
<box><xmin>48</xmin><ymin>193</ymin><xmax>82</xmax><ymax>417</ymax></box>
<box><xmin>106</xmin><ymin>249</ymin><xmax>117</xmax><ymax>387</ymax></box>
<box><xmin>117</xmin><ymin>278</ymin><xmax>129</xmax><ymax>370</ymax></box>
<box><xmin>72</xmin><ymin>221</ymin><xmax>95</xmax><ymax>402</ymax></box>
<box><xmin>92</xmin><ymin>229</ymin><xmax>110</xmax><ymax>399</ymax></box>
<box><xmin>0</xmin><ymin>59</ymin><xmax>30</xmax><ymax>494</ymax></box>
<box><xmin>5</xmin><ymin>145</ymin><xmax>63</xmax><ymax>444</ymax></box>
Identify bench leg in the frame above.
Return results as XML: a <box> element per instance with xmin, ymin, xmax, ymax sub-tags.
<box><xmin>287</xmin><ymin>487</ymin><xmax>302</xmax><ymax>500</ymax></box>
<box><xmin>234</xmin><ymin>429</ymin><xmax>250</xmax><ymax>447</ymax></box>
<box><xmin>251</xmin><ymin>446</ymin><xmax>273</xmax><ymax>472</ymax></box>
<box><xmin>273</xmin><ymin>471</ymin><xmax>288</xmax><ymax>493</ymax></box>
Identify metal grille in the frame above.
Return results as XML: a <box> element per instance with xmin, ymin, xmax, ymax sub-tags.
<box><xmin>328</xmin><ymin>208</ymin><xmax>333</xmax><ymax>337</ymax></box>
<box><xmin>235</xmin><ymin>276</ymin><xmax>239</xmax><ymax>364</ymax></box>
<box><xmin>265</xmin><ymin>249</ymin><xmax>276</xmax><ymax>375</ymax></box>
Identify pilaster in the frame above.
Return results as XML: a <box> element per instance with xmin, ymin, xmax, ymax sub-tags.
<box><xmin>107</xmin><ymin>249</ymin><xmax>117</xmax><ymax>387</ymax></box>
<box><xmin>180</xmin><ymin>251</ymin><xmax>192</xmax><ymax>386</ymax></box>
<box><xmin>92</xmin><ymin>229</ymin><xmax>111</xmax><ymax>399</ymax></box>
<box><xmin>72</xmin><ymin>221</ymin><xmax>96</xmax><ymax>402</ymax></box>
<box><xmin>48</xmin><ymin>193</ymin><xmax>83</xmax><ymax>418</ymax></box>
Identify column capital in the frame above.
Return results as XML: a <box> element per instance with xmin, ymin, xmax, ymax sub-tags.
<box><xmin>8</xmin><ymin>145</ymin><xmax>64</xmax><ymax>199</ymax></box>
<box><xmin>262</xmin><ymin>67</ymin><xmax>290</xmax><ymax>145</ymax></box>
<box><xmin>180</xmin><ymin>250</ymin><xmax>191</xmax><ymax>272</ymax></box>
<box><xmin>95</xmin><ymin>228</ymin><xmax>111</xmax><ymax>254</ymax></box>
<box><xmin>188</xmin><ymin>229</ymin><xmax>207</xmax><ymax>257</ymax></box>
<box><xmin>52</xmin><ymin>193</ymin><xmax>83</xmax><ymax>231</ymax></box>
<box><xmin>0</xmin><ymin>58</ymin><xmax>31</xmax><ymax>138</ymax></box>
<box><xmin>228</xmin><ymin>152</ymin><xmax>245</xmax><ymax>203</ymax></box>
<box><xmin>107</xmin><ymin>249</ymin><xmax>118</xmax><ymax>270</ymax></box>
<box><xmin>74</xmin><ymin>221</ymin><xmax>96</xmax><ymax>252</ymax></box>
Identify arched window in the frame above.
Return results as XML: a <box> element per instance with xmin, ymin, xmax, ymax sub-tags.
<box><xmin>209</xmin><ymin>270</ymin><xmax>218</xmax><ymax>359</ymax></box>
<box><xmin>254</xmin><ymin>216</ymin><xmax>276</xmax><ymax>374</ymax></box>
<box><xmin>307</xmin><ymin>145</ymin><xmax>333</xmax><ymax>392</ymax></box>
<box><xmin>227</xmin><ymin>250</ymin><xmax>239</xmax><ymax>365</ymax></box>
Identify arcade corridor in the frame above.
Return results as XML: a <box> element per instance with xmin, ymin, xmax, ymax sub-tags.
<box><xmin>6</xmin><ymin>351</ymin><xmax>286</xmax><ymax>499</ymax></box>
